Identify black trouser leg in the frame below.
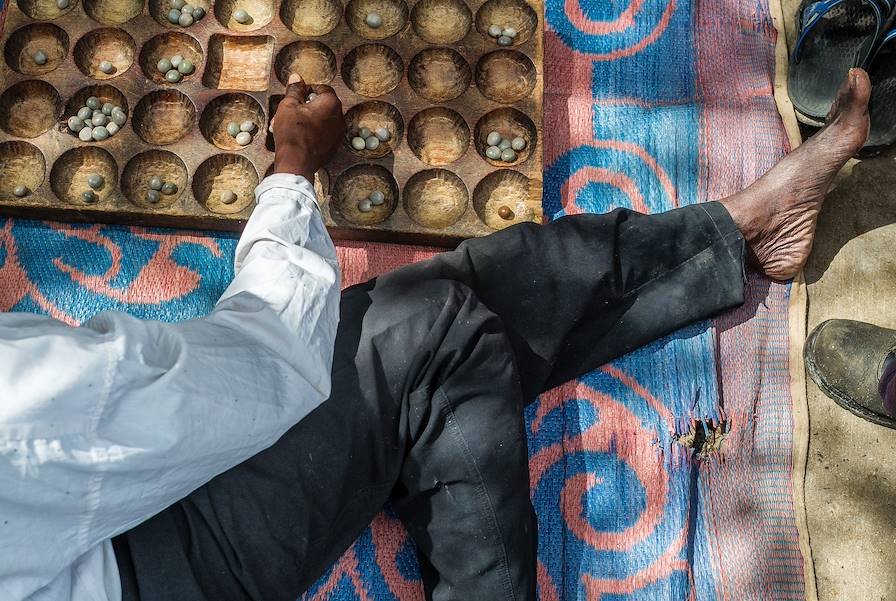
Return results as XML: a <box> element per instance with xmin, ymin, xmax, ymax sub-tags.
<box><xmin>115</xmin><ymin>202</ymin><xmax>746</xmax><ymax>601</ymax></box>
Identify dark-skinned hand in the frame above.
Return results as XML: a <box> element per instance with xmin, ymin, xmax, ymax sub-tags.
<box><xmin>270</xmin><ymin>74</ymin><xmax>345</xmax><ymax>182</ymax></box>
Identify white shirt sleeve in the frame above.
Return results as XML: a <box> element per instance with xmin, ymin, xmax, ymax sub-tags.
<box><xmin>0</xmin><ymin>174</ymin><xmax>340</xmax><ymax>600</ymax></box>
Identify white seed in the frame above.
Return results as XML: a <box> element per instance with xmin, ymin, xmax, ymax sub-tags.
<box><xmin>502</xmin><ymin>26</ymin><xmax>517</xmax><ymax>38</ymax></box>
<box><xmin>157</xmin><ymin>58</ymin><xmax>172</xmax><ymax>73</ymax></box>
<box><xmin>364</xmin><ymin>136</ymin><xmax>380</xmax><ymax>150</ymax></box>
<box><xmin>111</xmin><ymin>111</ymin><xmax>127</xmax><ymax>126</ymax></box>
<box><xmin>182</xmin><ymin>4</ymin><xmax>193</xmax><ymax>13</ymax></box>
<box><xmin>32</xmin><ymin>50</ymin><xmax>48</xmax><ymax>65</ymax></box>
<box><xmin>102</xmin><ymin>102</ymin><xmax>114</xmax><ymax>115</ymax></box>
<box><xmin>167</xmin><ymin>8</ymin><xmax>181</xmax><ymax>22</ymax></box>
<box><xmin>77</xmin><ymin>107</ymin><xmax>93</xmax><ymax>121</ymax></box>
<box><xmin>221</xmin><ymin>190</ymin><xmax>238</xmax><ymax>204</ymax></box>
<box><xmin>178</xmin><ymin>11</ymin><xmax>193</xmax><ymax>26</ymax></box>
<box><xmin>511</xmin><ymin>136</ymin><xmax>526</xmax><ymax>151</ymax></box>
<box><xmin>351</xmin><ymin>136</ymin><xmax>366</xmax><ymax>150</ymax></box>
<box><xmin>79</xmin><ymin>126</ymin><xmax>93</xmax><ymax>141</ymax></box>
<box><xmin>170</xmin><ymin>54</ymin><xmax>184</xmax><ymax>68</ymax></box>
<box><xmin>227</xmin><ymin>122</ymin><xmax>241</xmax><ymax>136</ymax></box>
<box><xmin>358</xmin><ymin>127</ymin><xmax>371</xmax><ymax>139</ymax></box>
<box><xmin>235</xmin><ymin>131</ymin><xmax>252</xmax><ymax>145</ymax></box>
<box><xmin>306</xmin><ymin>92</ymin><xmax>317</xmax><ymax>102</ymax></box>
<box><xmin>56</xmin><ymin>0</ymin><xmax>70</xmax><ymax>9</ymax></box>
<box><xmin>485</xmin><ymin>145</ymin><xmax>501</xmax><ymax>160</ymax></box>
<box><xmin>369</xmin><ymin>190</ymin><xmax>385</xmax><ymax>205</ymax></box>
<box><xmin>161</xmin><ymin>182</ymin><xmax>178</xmax><ymax>195</ymax></box>
<box><xmin>375</xmin><ymin>127</ymin><xmax>390</xmax><ymax>141</ymax></box>
<box><xmin>500</xmin><ymin>148</ymin><xmax>516</xmax><ymax>162</ymax></box>
<box><xmin>233</xmin><ymin>8</ymin><xmax>250</xmax><ymax>23</ymax></box>
<box><xmin>177</xmin><ymin>59</ymin><xmax>195</xmax><ymax>75</ymax></box>
<box><xmin>99</xmin><ymin>60</ymin><xmax>114</xmax><ymax>74</ymax></box>
<box><xmin>365</xmin><ymin>12</ymin><xmax>383</xmax><ymax>28</ymax></box>
<box><xmin>192</xmin><ymin>6</ymin><xmax>205</xmax><ymax>19</ymax></box>
<box><xmin>239</xmin><ymin>120</ymin><xmax>255</xmax><ymax>132</ymax></box>
<box><xmin>13</xmin><ymin>185</ymin><xmax>29</xmax><ymax>197</ymax></box>
<box><xmin>497</xmin><ymin>35</ymin><xmax>512</xmax><ymax>46</ymax></box>
<box><xmin>106</xmin><ymin>121</ymin><xmax>119</xmax><ymax>136</ymax></box>
<box><xmin>498</xmin><ymin>138</ymin><xmax>511</xmax><ymax>150</ymax></box>
<box><xmin>486</xmin><ymin>131</ymin><xmax>502</xmax><ymax>146</ymax></box>
<box><xmin>87</xmin><ymin>174</ymin><xmax>104</xmax><ymax>189</ymax></box>
<box><xmin>171</xmin><ymin>0</ymin><xmax>184</xmax><ymax>9</ymax></box>
<box><xmin>86</xmin><ymin>96</ymin><xmax>101</xmax><ymax>110</ymax></box>
<box><xmin>91</xmin><ymin>113</ymin><xmax>107</xmax><ymax>127</ymax></box>
<box><xmin>488</xmin><ymin>24</ymin><xmax>502</xmax><ymax>37</ymax></box>
<box><xmin>357</xmin><ymin>198</ymin><xmax>373</xmax><ymax>212</ymax></box>
<box><xmin>147</xmin><ymin>190</ymin><xmax>161</xmax><ymax>203</ymax></box>
<box><xmin>165</xmin><ymin>69</ymin><xmax>183</xmax><ymax>83</ymax></box>
<box><xmin>81</xmin><ymin>190</ymin><xmax>97</xmax><ymax>203</ymax></box>
<box><xmin>68</xmin><ymin>116</ymin><xmax>85</xmax><ymax>132</ymax></box>
<box><xmin>149</xmin><ymin>176</ymin><xmax>164</xmax><ymax>191</ymax></box>
<box><xmin>92</xmin><ymin>127</ymin><xmax>109</xmax><ymax>142</ymax></box>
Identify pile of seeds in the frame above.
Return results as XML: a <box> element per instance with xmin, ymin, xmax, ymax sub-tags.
<box><xmin>166</xmin><ymin>0</ymin><xmax>206</xmax><ymax>27</ymax></box>
<box><xmin>81</xmin><ymin>173</ymin><xmax>104</xmax><ymax>203</ymax></box>
<box><xmin>486</xmin><ymin>24</ymin><xmax>517</xmax><ymax>45</ymax></box>
<box><xmin>357</xmin><ymin>189</ymin><xmax>385</xmax><ymax>213</ymax></box>
<box><xmin>226</xmin><ymin>120</ymin><xmax>256</xmax><ymax>146</ymax></box>
<box><xmin>483</xmin><ymin>130</ymin><xmax>525</xmax><ymax>162</ymax></box>
<box><xmin>350</xmin><ymin>126</ymin><xmax>390</xmax><ymax>151</ymax></box>
<box><xmin>67</xmin><ymin>96</ymin><xmax>127</xmax><ymax>142</ymax></box>
<box><xmin>156</xmin><ymin>54</ymin><xmax>195</xmax><ymax>83</ymax></box>
<box><xmin>146</xmin><ymin>176</ymin><xmax>179</xmax><ymax>203</ymax></box>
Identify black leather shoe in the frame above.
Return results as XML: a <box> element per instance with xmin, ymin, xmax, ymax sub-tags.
<box><xmin>805</xmin><ymin>319</ymin><xmax>896</xmax><ymax>429</ymax></box>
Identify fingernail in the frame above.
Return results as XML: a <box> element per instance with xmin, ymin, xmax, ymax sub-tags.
<box><xmin>849</xmin><ymin>68</ymin><xmax>857</xmax><ymax>87</ymax></box>
<box><xmin>288</xmin><ymin>73</ymin><xmax>302</xmax><ymax>85</ymax></box>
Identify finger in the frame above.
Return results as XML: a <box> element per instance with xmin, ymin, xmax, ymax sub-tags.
<box><xmin>304</xmin><ymin>85</ymin><xmax>342</xmax><ymax>115</ymax></box>
<box><xmin>284</xmin><ymin>73</ymin><xmax>310</xmax><ymax>102</ymax></box>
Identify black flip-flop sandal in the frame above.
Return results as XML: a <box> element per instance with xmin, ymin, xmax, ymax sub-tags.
<box><xmin>864</xmin><ymin>29</ymin><xmax>896</xmax><ymax>148</ymax></box>
<box><xmin>805</xmin><ymin>319</ymin><xmax>896</xmax><ymax>429</ymax></box>
<box><xmin>789</xmin><ymin>0</ymin><xmax>886</xmax><ymax>125</ymax></box>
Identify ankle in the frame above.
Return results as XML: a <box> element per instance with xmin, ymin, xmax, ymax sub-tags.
<box><xmin>718</xmin><ymin>195</ymin><xmax>765</xmax><ymax>245</ymax></box>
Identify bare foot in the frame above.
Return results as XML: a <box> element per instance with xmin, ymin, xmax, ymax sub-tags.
<box><xmin>720</xmin><ymin>68</ymin><xmax>871</xmax><ymax>281</ymax></box>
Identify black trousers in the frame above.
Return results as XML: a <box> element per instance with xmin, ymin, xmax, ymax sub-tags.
<box><xmin>114</xmin><ymin>202</ymin><xmax>746</xmax><ymax>601</ymax></box>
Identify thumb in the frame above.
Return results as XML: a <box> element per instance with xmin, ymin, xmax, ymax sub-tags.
<box><xmin>284</xmin><ymin>73</ymin><xmax>310</xmax><ymax>103</ymax></box>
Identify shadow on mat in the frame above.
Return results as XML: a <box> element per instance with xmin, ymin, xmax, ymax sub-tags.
<box><xmin>805</xmin><ymin>148</ymin><xmax>896</xmax><ymax>285</ymax></box>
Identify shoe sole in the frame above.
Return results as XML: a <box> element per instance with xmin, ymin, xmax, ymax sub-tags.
<box><xmin>804</xmin><ymin>325</ymin><xmax>896</xmax><ymax>430</ymax></box>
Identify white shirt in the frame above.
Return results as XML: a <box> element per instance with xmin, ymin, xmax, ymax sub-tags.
<box><xmin>0</xmin><ymin>174</ymin><xmax>341</xmax><ymax>601</ymax></box>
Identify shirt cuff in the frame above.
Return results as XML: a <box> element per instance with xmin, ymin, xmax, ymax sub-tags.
<box><xmin>254</xmin><ymin>173</ymin><xmax>320</xmax><ymax>211</ymax></box>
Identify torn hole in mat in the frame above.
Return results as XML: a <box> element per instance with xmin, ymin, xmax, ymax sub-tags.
<box><xmin>676</xmin><ymin>419</ymin><xmax>728</xmax><ymax>458</ymax></box>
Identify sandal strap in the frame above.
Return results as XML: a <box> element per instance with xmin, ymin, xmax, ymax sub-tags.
<box><xmin>793</xmin><ymin>0</ymin><xmax>884</xmax><ymax>63</ymax></box>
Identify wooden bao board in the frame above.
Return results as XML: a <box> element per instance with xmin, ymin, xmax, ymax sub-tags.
<box><xmin>0</xmin><ymin>0</ymin><xmax>543</xmax><ymax>245</ymax></box>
